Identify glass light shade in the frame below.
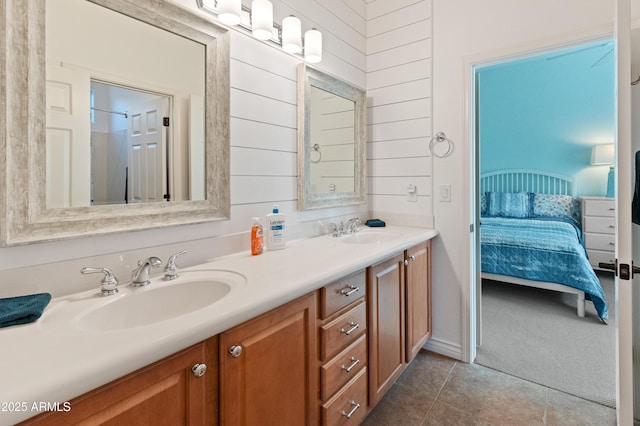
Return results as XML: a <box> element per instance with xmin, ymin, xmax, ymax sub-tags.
<box><xmin>304</xmin><ymin>29</ymin><xmax>322</xmax><ymax>63</ymax></box>
<box><xmin>216</xmin><ymin>0</ymin><xmax>241</xmax><ymax>26</ymax></box>
<box><xmin>251</xmin><ymin>0</ymin><xmax>273</xmax><ymax>41</ymax></box>
<box><xmin>282</xmin><ymin>16</ymin><xmax>302</xmax><ymax>54</ymax></box>
<box><xmin>590</xmin><ymin>143</ymin><xmax>615</xmax><ymax>165</ymax></box>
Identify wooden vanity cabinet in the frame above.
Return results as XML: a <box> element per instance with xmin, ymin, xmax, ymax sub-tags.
<box><xmin>218</xmin><ymin>292</ymin><xmax>318</xmax><ymax>426</ymax></box>
<box><xmin>367</xmin><ymin>240</ymin><xmax>433</xmax><ymax>408</ymax></box>
<box><xmin>19</xmin><ymin>336</ymin><xmax>219</xmax><ymax>426</ymax></box>
<box><xmin>405</xmin><ymin>240</ymin><xmax>432</xmax><ymax>363</ymax></box>
<box><xmin>367</xmin><ymin>254</ymin><xmax>406</xmax><ymax>408</ymax></box>
<box><xmin>317</xmin><ymin>270</ymin><xmax>368</xmax><ymax>426</ymax></box>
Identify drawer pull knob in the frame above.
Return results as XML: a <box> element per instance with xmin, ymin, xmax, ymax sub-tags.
<box><xmin>341</xmin><ymin>401</ymin><xmax>361</xmax><ymax>419</ymax></box>
<box><xmin>609</xmin><ymin>242</ymin><xmax>615</xmax><ymax>246</ymax></box>
<box><xmin>341</xmin><ymin>357</ymin><xmax>360</xmax><ymax>373</ymax></box>
<box><xmin>340</xmin><ymin>285</ymin><xmax>359</xmax><ymax>297</ymax></box>
<box><xmin>609</xmin><ymin>225</ymin><xmax>615</xmax><ymax>228</ymax></box>
<box><xmin>192</xmin><ymin>363</ymin><xmax>207</xmax><ymax>378</ymax></box>
<box><xmin>609</xmin><ymin>207</ymin><xmax>615</xmax><ymax>211</ymax></box>
<box><xmin>341</xmin><ymin>322</ymin><xmax>359</xmax><ymax>335</ymax></box>
<box><xmin>229</xmin><ymin>345</ymin><xmax>243</xmax><ymax>358</ymax></box>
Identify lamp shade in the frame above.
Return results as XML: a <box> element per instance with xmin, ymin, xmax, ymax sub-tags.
<box><xmin>216</xmin><ymin>0</ymin><xmax>241</xmax><ymax>25</ymax></box>
<box><xmin>304</xmin><ymin>29</ymin><xmax>322</xmax><ymax>63</ymax></box>
<box><xmin>591</xmin><ymin>143</ymin><xmax>615</xmax><ymax>165</ymax></box>
<box><xmin>282</xmin><ymin>16</ymin><xmax>302</xmax><ymax>54</ymax></box>
<box><xmin>251</xmin><ymin>0</ymin><xmax>273</xmax><ymax>41</ymax></box>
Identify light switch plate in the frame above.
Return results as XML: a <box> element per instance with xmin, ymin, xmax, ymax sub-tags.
<box><xmin>439</xmin><ymin>184</ymin><xmax>451</xmax><ymax>202</ymax></box>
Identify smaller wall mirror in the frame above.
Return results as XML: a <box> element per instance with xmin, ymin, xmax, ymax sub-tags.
<box><xmin>297</xmin><ymin>65</ymin><xmax>366</xmax><ymax>210</ymax></box>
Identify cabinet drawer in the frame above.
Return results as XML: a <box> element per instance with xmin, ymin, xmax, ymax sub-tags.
<box><xmin>584</xmin><ymin>233</ymin><xmax>615</xmax><ymax>252</ymax></box>
<box><xmin>320</xmin><ymin>301</ymin><xmax>366</xmax><ymax>361</ymax></box>
<box><xmin>321</xmin><ymin>334</ymin><xmax>367</xmax><ymax>401</ymax></box>
<box><xmin>584</xmin><ymin>199</ymin><xmax>615</xmax><ymax>217</ymax></box>
<box><xmin>320</xmin><ymin>271</ymin><xmax>366</xmax><ymax>319</ymax></box>
<box><xmin>321</xmin><ymin>367</ymin><xmax>368</xmax><ymax>426</ymax></box>
<box><xmin>587</xmin><ymin>249</ymin><xmax>616</xmax><ymax>268</ymax></box>
<box><xmin>584</xmin><ymin>216</ymin><xmax>615</xmax><ymax>234</ymax></box>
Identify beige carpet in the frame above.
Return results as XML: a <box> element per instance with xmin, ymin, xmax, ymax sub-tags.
<box><xmin>475</xmin><ymin>272</ymin><xmax>616</xmax><ymax>408</ymax></box>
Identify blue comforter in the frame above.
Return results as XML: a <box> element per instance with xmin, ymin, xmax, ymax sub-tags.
<box><xmin>481</xmin><ymin>216</ymin><xmax>608</xmax><ymax>319</ymax></box>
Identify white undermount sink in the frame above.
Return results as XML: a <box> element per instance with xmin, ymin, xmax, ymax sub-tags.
<box><xmin>41</xmin><ymin>269</ymin><xmax>245</xmax><ymax>333</ymax></box>
<box><xmin>340</xmin><ymin>230</ymin><xmax>402</xmax><ymax>244</ymax></box>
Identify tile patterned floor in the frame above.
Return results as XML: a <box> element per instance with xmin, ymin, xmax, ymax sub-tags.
<box><xmin>361</xmin><ymin>350</ymin><xmax>616</xmax><ymax>426</ymax></box>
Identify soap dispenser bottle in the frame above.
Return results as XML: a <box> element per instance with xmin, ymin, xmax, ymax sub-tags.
<box><xmin>250</xmin><ymin>217</ymin><xmax>264</xmax><ymax>256</ymax></box>
<box><xmin>266</xmin><ymin>205</ymin><xmax>286</xmax><ymax>250</ymax></box>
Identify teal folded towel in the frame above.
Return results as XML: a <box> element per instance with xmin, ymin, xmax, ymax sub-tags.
<box><xmin>0</xmin><ymin>293</ymin><xmax>52</xmax><ymax>328</ymax></box>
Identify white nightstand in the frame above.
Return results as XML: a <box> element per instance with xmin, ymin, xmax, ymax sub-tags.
<box><xmin>581</xmin><ymin>196</ymin><xmax>616</xmax><ymax>271</ymax></box>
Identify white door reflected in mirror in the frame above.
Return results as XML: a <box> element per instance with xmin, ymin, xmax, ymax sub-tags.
<box><xmin>45</xmin><ymin>0</ymin><xmax>206</xmax><ymax>208</ymax></box>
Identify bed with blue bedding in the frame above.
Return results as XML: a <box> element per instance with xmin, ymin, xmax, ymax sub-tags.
<box><xmin>479</xmin><ymin>170</ymin><xmax>608</xmax><ymax>321</ymax></box>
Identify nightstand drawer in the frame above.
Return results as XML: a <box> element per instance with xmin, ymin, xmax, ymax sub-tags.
<box><xmin>584</xmin><ymin>199</ymin><xmax>615</xmax><ymax>217</ymax></box>
<box><xmin>587</xmin><ymin>249</ymin><xmax>616</xmax><ymax>268</ymax></box>
<box><xmin>584</xmin><ymin>233</ymin><xmax>615</xmax><ymax>251</ymax></box>
<box><xmin>584</xmin><ymin>216</ymin><xmax>615</xmax><ymax>234</ymax></box>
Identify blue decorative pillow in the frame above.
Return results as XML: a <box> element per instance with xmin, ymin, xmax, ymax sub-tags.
<box><xmin>532</xmin><ymin>194</ymin><xmax>581</xmax><ymax>224</ymax></box>
<box><xmin>486</xmin><ymin>192</ymin><xmax>533</xmax><ymax>218</ymax></box>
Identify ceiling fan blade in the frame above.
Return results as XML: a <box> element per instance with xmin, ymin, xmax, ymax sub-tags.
<box><xmin>591</xmin><ymin>48</ymin><xmax>614</xmax><ymax>68</ymax></box>
<box><xmin>546</xmin><ymin>42</ymin><xmax>612</xmax><ymax>61</ymax></box>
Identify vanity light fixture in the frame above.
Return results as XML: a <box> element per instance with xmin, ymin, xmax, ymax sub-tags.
<box><xmin>282</xmin><ymin>15</ymin><xmax>302</xmax><ymax>54</ymax></box>
<box><xmin>215</xmin><ymin>0</ymin><xmax>241</xmax><ymax>26</ymax></box>
<box><xmin>251</xmin><ymin>0</ymin><xmax>273</xmax><ymax>41</ymax></box>
<box><xmin>304</xmin><ymin>28</ymin><xmax>322</xmax><ymax>63</ymax></box>
<box><xmin>197</xmin><ymin>0</ymin><xmax>323</xmax><ymax>62</ymax></box>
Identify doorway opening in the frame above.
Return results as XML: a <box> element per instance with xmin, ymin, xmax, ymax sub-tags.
<box><xmin>471</xmin><ymin>38</ymin><xmax>616</xmax><ymax>408</ymax></box>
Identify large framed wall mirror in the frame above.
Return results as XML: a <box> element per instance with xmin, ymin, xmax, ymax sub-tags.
<box><xmin>0</xmin><ymin>0</ymin><xmax>230</xmax><ymax>246</ymax></box>
<box><xmin>297</xmin><ymin>65</ymin><xmax>366</xmax><ymax>210</ymax></box>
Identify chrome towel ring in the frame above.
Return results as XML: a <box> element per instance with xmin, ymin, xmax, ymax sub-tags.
<box><xmin>429</xmin><ymin>132</ymin><xmax>454</xmax><ymax>158</ymax></box>
<box><xmin>310</xmin><ymin>143</ymin><xmax>322</xmax><ymax>163</ymax></box>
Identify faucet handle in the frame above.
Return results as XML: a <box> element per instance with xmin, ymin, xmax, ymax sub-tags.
<box><xmin>164</xmin><ymin>250</ymin><xmax>187</xmax><ymax>280</ymax></box>
<box><xmin>81</xmin><ymin>267</ymin><xmax>119</xmax><ymax>297</ymax></box>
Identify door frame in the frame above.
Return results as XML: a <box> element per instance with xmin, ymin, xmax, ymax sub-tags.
<box><xmin>614</xmin><ymin>0</ymin><xmax>633</xmax><ymax>424</ymax></box>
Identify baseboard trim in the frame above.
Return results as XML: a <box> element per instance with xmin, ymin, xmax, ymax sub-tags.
<box><xmin>423</xmin><ymin>337</ymin><xmax>462</xmax><ymax>361</ymax></box>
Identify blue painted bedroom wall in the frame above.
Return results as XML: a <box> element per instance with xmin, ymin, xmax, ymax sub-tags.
<box><xmin>477</xmin><ymin>41</ymin><xmax>615</xmax><ymax>196</ymax></box>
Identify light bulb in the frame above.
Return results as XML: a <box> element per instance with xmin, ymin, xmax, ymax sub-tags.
<box><xmin>304</xmin><ymin>29</ymin><xmax>322</xmax><ymax>63</ymax></box>
<box><xmin>251</xmin><ymin>0</ymin><xmax>273</xmax><ymax>41</ymax></box>
<box><xmin>282</xmin><ymin>16</ymin><xmax>302</xmax><ymax>54</ymax></box>
<box><xmin>216</xmin><ymin>0</ymin><xmax>241</xmax><ymax>26</ymax></box>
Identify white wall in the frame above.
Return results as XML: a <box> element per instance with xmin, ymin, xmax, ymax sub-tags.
<box><xmin>432</xmin><ymin>0</ymin><xmax>615</xmax><ymax>360</ymax></box>
<box><xmin>366</xmin><ymin>1</ymin><xmax>434</xmax><ymax>229</ymax></box>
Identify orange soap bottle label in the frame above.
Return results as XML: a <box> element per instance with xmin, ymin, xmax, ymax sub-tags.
<box><xmin>251</xmin><ymin>224</ymin><xmax>264</xmax><ymax>255</ymax></box>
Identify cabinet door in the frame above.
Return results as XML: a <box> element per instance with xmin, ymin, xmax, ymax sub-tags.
<box><xmin>405</xmin><ymin>240</ymin><xmax>432</xmax><ymax>362</ymax></box>
<box><xmin>20</xmin><ymin>338</ymin><xmax>217</xmax><ymax>426</ymax></box>
<box><xmin>219</xmin><ymin>293</ymin><xmax>318</xmax><ymax>426</ymax></box>
<box><xmin>367</xmin><ymin>254</ymin><xmax>405</xmax><ymax>408</ymax></box>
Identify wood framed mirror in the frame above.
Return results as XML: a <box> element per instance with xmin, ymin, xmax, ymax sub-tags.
<box><xmin>0</xmin><ymin>0</ymin><xmax>230</xmax><ymax>246</ymax></box>
<box><xmin>297</xmin><ymin>64</ymin><xmax>366</xmax><ymax>210</ymax></box>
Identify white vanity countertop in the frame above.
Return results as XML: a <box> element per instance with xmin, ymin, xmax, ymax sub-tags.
<box><xmin>0</xmin><ymin>226</ymin><xmax>437</xmax><ymax>425</ymax></box>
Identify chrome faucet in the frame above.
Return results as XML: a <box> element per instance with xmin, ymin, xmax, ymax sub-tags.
<box><xmin>331</xmin><ymin>218</ymin><xmax>361</xmax><ymax>237</ymax></box>
<box><xmin>164</xmin><ymin>250</ymin><xmax>187</xmax><ymax>281</ymax></box>
<box><xmin>81</xmin><ymin>267</ymin><xmax>119</xmax><ymax>296</ymax></box>
<box><xmin>131</xmin><ymin>257</ymin><xmax>163</xmax><ymax>287</ymax></box>
<box><xmin>346</xmin><ymin>217</ymin><xmax>361</xmax><ymax>234</ymax></box>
